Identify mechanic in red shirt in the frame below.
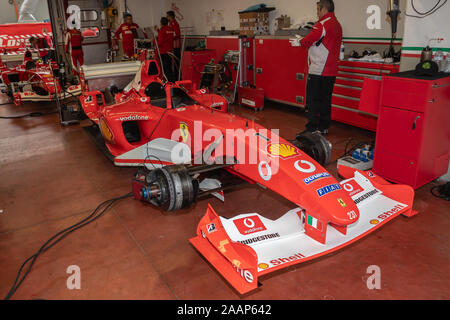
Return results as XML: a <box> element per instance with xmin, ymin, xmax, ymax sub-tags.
<box><xmin>298</xmin><ymin>0</ymin><xmax>342</xmax><ymax>135</ymax></box>
<box><xmin>156</xmin><ymin>17</ymin><xmax>175</xmax><ymax>82</ymax></box>
<box><xmin>42</xmin><ymin>28</ymin><xmax>54</xmax><ymax>62</ymax></box>
<box><xmin>65</xmin><ymin>28</ymin><xmax>84</xmax><ymax>75</ymax></box>
<box><xmin>114</xmin><ymin>14</ymin><xmax>141</xmax><ymax>58</ymax></box>
<box><xmin>167</xmin><ymin>10</ymin><xmax>181</xmax><ymax>76</ymax></box>
<box><xmin>29</xmin><ymin>36</ymin><xmax>50</xmax><ymax>64</ymax></box>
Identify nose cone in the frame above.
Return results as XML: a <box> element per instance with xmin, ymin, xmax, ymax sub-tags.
<box><xmin>325</xmin><ymin>192</ymin><xmax>360</xmax><ymax>226</ymax></box>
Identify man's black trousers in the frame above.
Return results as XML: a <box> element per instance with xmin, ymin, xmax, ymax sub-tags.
<box><xmin>161</xmin><ymin>53</ymin><xmax>174</xmax><ymax>82</ymax></box>
<box><xmin>305</xmin><ymin>74</ymin><xmax>336</xmax><ymax>132</ymax></box>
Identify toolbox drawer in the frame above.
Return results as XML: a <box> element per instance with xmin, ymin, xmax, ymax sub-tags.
<box><xmin>381</xmin><ymin>77</ymin><xmax>431</xmax><ymax>112</ymax></box>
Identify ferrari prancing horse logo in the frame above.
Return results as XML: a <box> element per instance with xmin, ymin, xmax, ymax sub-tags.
<box><xmin>338</xmin><ymin>198</ymin><xmax>347</xmax><ymax>208</ymax></box>
<box><xmin>179</xmin><ymin>122</ymin><xmax>189</xmax><ymax>142</ymax></box>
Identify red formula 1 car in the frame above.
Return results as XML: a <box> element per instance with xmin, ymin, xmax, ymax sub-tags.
<box><xmin>0</xmin><ymin>52</ymin><xmax>81</xmax><ymax>105</ymax></box>
<box><xmin>80</xmin><ymin>59</ymin><xmax>417</xmax><ymax>295</ymax></box>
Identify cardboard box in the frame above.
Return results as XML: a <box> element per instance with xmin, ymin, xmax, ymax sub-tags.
<box><xmin>239</xmin><ymin>12</ymin><xmax>270</xmax><ymax>36</ymax></box>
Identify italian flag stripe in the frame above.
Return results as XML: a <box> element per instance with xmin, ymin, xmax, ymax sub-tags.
<box><xmin>307</xmin><ymin>215</ymin><xmax>322</xmax><ymax>231</ymax></box>
<box><xmin>307</xmin><ymin>215</ymin><xmax>318</xmax><ymax>228</ymax></box>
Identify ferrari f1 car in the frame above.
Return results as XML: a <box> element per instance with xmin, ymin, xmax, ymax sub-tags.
<box><xmin>0</xmin><ymin>52</ymin><xmax>81</xmax><ymax>105</ymax></box>
<box><xmin>80</xmin><ymin>59</ymin><xmax>417</xmax><ymax>295</ymax></box>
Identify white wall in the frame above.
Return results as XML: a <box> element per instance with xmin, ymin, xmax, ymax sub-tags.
<box><xmin>0</xmin><ymin>0</ymin><xmax>49</xmax><ymax>24</ymax></box>
<box><xmin>170</xmin><ymin>0</ymin><xmax>406</xmax><ymax>39</ymax></box>
<box><xmin>118</xmin><ymin>0</ymin><xmax>166</xmax><ymax>30</ymax></box>
<box><xmin>400</xmin><ymin>0</ymin><xmax>450</xmax><ymax>70</ymax></box>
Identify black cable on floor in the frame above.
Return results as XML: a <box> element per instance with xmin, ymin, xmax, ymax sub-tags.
<box><xmin>4</xmin><ymin>192</ymin><xmax>133</xmax><ymax>300</ymax></box>
<box><xmin>431</xmin><ymin>182</ymin><xmax>450</xmax><ymax>201</ymax></box>
<box><xmin>0</xmin><ymin>111</ymin><xmax>57</xmax><ymax>119</ymax></box>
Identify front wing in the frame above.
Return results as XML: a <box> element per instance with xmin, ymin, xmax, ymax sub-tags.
<box><xmin>190</xmin><ymin>167</ymin><xmax>417</xmax><ymax>294</ymax></box>
<box><xmin>13</xmin><ymin>85</ymin><xmax>82</xmax><ymax>105</ymax></box>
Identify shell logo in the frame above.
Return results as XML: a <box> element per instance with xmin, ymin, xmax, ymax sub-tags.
<box><xmin>258</xmin><ymin>263</ymin><xmax>269</xmax><ymax>269</ymax></box>
<box><xmin>268</xmin><ymin>143</ymin><xmax>299</xmax><ymax>159</ymax></box>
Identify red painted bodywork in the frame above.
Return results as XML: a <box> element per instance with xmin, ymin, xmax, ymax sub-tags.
<box><xmin>1</xmin><ymin>57</ymin><xmax>58</xmax><ymax>103</ymax></box>
<box><xmin>191</xmin><ymin>167</ymin><xmax>416</xmax><ymax>294</ymax></box>
<box><xmin>0</xmin><ymin>52</ymin><xmax>81</xmax><ymax>105</ymax></box>
<box><xmin>79</xmin><ymin>59</ymin><xmax>417</xmax><ymax>295</ymax></box>
<box><xmin>80</xmin><ymin>59</ymin><xmax>362</xmax><ymax>229</ymax></box>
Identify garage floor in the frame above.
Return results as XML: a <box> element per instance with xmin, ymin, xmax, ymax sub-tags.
<box><xmin>0</xmin><ymin>95</ymin><xmax>449</xmax><ymax>300</ymax></box>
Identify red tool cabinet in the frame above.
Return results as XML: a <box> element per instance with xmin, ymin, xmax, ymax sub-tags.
<box><xmin>254</xmin><ymin>37</ymin><xmax>309</xmax><ymax>107</ymax></box>
<box><xmin>373</xmin><ymin>72</ymin><xmax>450</xmax><ymax>189</ymax></box>
<box><xmin>331</xmin><ymin>60</ymin><xmax>399</xmax><ymax>132</ymax></box>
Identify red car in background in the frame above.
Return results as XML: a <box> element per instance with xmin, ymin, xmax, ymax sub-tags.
<box><xmin>0</xmin><ymin>52</ymin><xmax>81</xmax><ymax>105</ymax></box>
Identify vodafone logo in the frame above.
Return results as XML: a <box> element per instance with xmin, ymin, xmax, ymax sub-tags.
<box><xmin>233</xmin><ymin>215</ymin><xmax>266</xmax><ymax>235</ymax></box>
<box><xmin>243</xmin><ymin>218</ymin><xmax>255</xmax><ymax>228</ymax></box>
<box><xmin>294</xmin><ymin>160</ymin><xmax>316</xmax><ymax>173</ymax></box>
<box><xmin>258</xmin><ymin>161</ymin><xmax>272</xmax><ymax>181</ymax></box>
<box><xmin>119</xmin><ymin>115</ymin><xmax>149</xmax><ymax>122</ymax></box>
<box><xmin>342</xmin><ymin>180</ymin><xmax>363</xmax><ymax>197</ymax></box>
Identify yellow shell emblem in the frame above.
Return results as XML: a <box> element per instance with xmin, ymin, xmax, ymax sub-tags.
<box><xmin>268</xmin><ymin>143</ymin><xmax>299</xmax><ymax>159</ymax></box>
<box><xmin>179</xmin><ymin>122</ymin><xmax>189</xmax><ymax>142</ymax></box>
<box><xmin>258</xmin><ymin>263</ymin><xmax>269</xmax><ymax>269</ymax></box>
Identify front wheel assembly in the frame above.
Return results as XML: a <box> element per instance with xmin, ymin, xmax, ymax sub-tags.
<box><xmin>139</xmin><ymin>165</ymin><xmax>199</xmax><ymax>211</ymax></box>
<box><xmin>292</xmin><ymin>132</ymin><xmax>332</xmax><ymax>166</ymax></box>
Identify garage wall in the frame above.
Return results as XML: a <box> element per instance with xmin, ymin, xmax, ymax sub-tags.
<box><xmin>0</xmin><ymin>0</ymin><xmax>49</xmax><ymax>24</ymax></box>
<box><xmin>400</xmin><ymin>0</ymin><xmax>450</xmax><ymax>71</ymax></box>
<box><xmin>170</xmin><ymin>0</ymin><xmax>405</xmax><ymax>39</ymax></box>
<box><xmin>118</xmin><ymin>0</ymin><xmax>166</xmax><ymax>30</ymax></box>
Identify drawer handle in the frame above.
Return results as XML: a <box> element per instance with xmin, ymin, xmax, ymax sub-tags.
<box><xmin>412</xmin><ymin>116</ymin><xmax>421</xmax><ymax>130</ymax></box>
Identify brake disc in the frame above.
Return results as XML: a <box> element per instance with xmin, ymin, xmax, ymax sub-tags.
<box><xmin>293</xmin><ymin>132</ymin><xmax>332</xmax><ymax>166</ymax></box>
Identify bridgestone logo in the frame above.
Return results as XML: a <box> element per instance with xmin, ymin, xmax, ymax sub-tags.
<box><xmin>238</xmin><ymin>233</ymin><xmax>280</xmax><ymax>245</ymax></box>
<box><xmin>354</xmin><ymin>189</ymin><xmax>379</xmax><ymax>204</ymax></box>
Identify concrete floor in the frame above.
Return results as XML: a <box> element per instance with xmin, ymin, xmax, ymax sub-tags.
<box><xmin>0</xmin><ymin>95</ymin><xmax>448</xmax><ymax>300</ymax></box>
